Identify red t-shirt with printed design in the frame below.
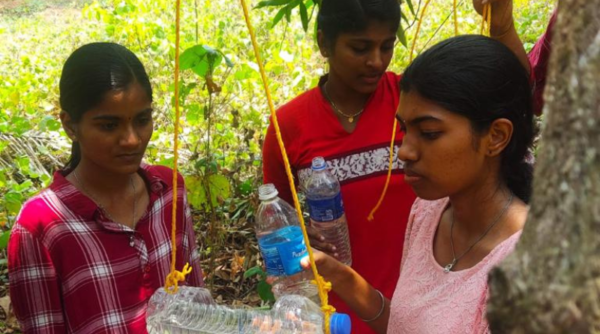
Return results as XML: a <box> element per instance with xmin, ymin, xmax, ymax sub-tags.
<box><xmin>263</xmin><ymin>72</ymin><xmax>416</xmax><ymax>334</ymax></box>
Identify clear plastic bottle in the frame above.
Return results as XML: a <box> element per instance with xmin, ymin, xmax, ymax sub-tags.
<box><xmin>146</xmin><ymin>286</ymin><xmax>352</xmax><ymax>334</ymax></box>
<box><xmin>304</xmin><ymin>157</ymin><xmax>352</xmax><ymax>266</ymax></box>
<box><xmin>255</xmin><ymin>184</ymin><xmax>319</xmax><ymax>303</ymax></box>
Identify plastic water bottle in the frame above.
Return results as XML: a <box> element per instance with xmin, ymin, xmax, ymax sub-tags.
<box><xmin>305</xmin><ymin>157</ymin><xmax>352</xmax><ymax>266</ymax></box>
<box><xmin>255</xmin><ymin>184</ymin><xmax>319</xmax><ymax>303</ymax></box>
<box><xmin>146</xmin><ymin>286</ymin><xmax>352</xmax><ymax>334</ymax></box>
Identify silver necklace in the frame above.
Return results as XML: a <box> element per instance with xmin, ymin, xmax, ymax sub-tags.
<box><xmin>73</xmin><ymin>170</ymin><xmax>137</xmax><ymax>232</ymax></box>
<box><xmin>322</xmin><ymin>82</ymin><xmax>365</xmax><ymax>123</ymax></box>
<box><xmin>444</xmin><ymin>193</ymin><xmax>514</xmax><ymax>273</ymax></box>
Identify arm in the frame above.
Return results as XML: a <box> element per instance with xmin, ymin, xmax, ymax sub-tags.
<box><xmin>528</xmin><ymin>9</ymin><xmax>556</xmax><ymax>115</ymax></box>
<box><xmin>473</xmin><ymin>0</ymin><xmax>530</xmax><ymax>73</ymax></box>
<box><xmin>8</xmin><ymin>223</ymin><xmax>65</xmax><ymax>334</ymax></box>
<box><xmin>262</xmin><ymin>118</ymin><xmax>295</xmax><ymax>204</ymax></box>
<box><xmin>302</xmin><ymin>252</ymin><xmax>391</xmax><ymax>334</ymax></box>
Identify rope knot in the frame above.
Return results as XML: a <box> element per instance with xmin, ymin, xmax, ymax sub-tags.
<box><xmin>321</xmin><ymin>305</ymin><xmax>336</xmax><ymax>315</ymax></box>
<box><xmin>165</xmin><ymin>263</ymin><xmax>192</xmax><ymax>294</ymax></box>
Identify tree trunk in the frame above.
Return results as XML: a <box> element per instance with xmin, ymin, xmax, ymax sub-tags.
<box><xmin>487</xmin><ymin>0</ymin><xmax>600</xmax><ymax>333</ymax></box>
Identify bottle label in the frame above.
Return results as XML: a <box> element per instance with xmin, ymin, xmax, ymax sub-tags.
<box><xmin>258</xmin><ymin>226</ymin><xmax>308</xmax><ymax>276</ymax></box>
<box><xmin>307</xmin><ymin>193</ymin><xmax>344</xmax><ymax>222</ymax></box>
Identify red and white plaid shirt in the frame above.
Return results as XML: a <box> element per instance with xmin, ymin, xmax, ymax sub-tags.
<box><xmin>8</xmin><ymin>164</ymin><xmax>204</xmax><ymax>334</ymax></box>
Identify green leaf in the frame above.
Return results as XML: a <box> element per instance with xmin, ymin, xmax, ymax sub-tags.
<box><xmin>271</xmin><ymin>7</ymin><xmax>287</xmax><ymax>28</ymax></box>
<box><xmin>180</xmin><ymin>45</ymin><xmax>208</xmax><ymax>70</ymax></box>
<box><xmin>238</xmin><ymin>180</ymin><xmax>253</xmax><ymax>196</ymax></box>
<box><xmin>284</xmin><ymin>4</ymin><xmax>293</xmax><ymax>22</ymax></box>
<box><xmin>39</xmin><ymin>116</ymin><xmax>61</xmax><ymax>132</ymax></box>
<box><xmin>185</xmin><ymin>174</ymin><xmax>231</xmax><ymax>210</ymax></box>
<box><xmin>180</xmin><ymin>45</ymin><xmax>225</xmax><ymax>78</ymax></box>
<box><xmin>404</xmin><ymin>0</ymin><xmax>416</xmax><ymax>17</ymax></box>
<box><xmin>244</xmin><ymin>265</ymin><xmax>266</xmax><ymax>279</ymax></box>
<box><xmin>255</xmin><ymin>0</ymin><xmax>293</xmax><ymax>9</ymax></box>
<box><xmin>223</xmin><ymin>54</ymin><xmax>234</xmax><ymax>68</ymax></box>
<box><xmin>0</xmin><ymin>230</ymin><xmax>10</xmax><ymax>250</ymax></box>
<box><xmin>5</xmin><ymin>191</ymin><xmax>23</xmax><ymax>215</ymax></box>
<box><xmin>396</xmin><ymin>25</ymin><xmax>408</xmax><ymax>48</ymax></box>
<box><xmin>299</xmin><ymin>1</ymin><xmax>309</xmax><ymax>32</ymax></box>
<box><xmin>257</xmin><ymin>280</ymin><xmax>276</xmax><ymax>302</ymax></box>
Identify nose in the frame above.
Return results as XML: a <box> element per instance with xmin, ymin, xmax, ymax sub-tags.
<box><xmin>397</xmin><ymin>134</ymin><xmax>418</xmax><ymax>163</ymax></box>
<box><xmin>366</xmin><ymin>49</ymin><xmax>383</xmax><ymax>70</ymax></box>
<box><xmin>120</xmin><ymin>124</ymin><xmax>141</xmax><ymax>148</ymax></box>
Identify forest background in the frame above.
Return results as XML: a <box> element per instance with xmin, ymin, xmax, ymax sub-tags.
<box><xmin>0</xmin><ymin>0</ymin><xmax>554</xmax><ymax>331</ymax></box>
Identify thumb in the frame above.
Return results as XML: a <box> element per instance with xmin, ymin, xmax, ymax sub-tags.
<box><xmin>300</xmin><ymin>255</ymin><xmax>311</xmax><ymax>269</ymax></box>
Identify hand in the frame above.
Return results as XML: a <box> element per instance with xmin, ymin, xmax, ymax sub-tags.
<box><xmin>306</xmin><ymin>225</ymin><xmax>338</xmax><ymax>258</ymax></box>
<box><xmin>472</xmin><ymin>0</ymin><xmax>514</xmax><ymax>37</ymax></box>
<box><xmin>265</xmin><ymin>250</ymin><xmax>342</xmax><ymax>285</ymax></box>
<box><xmin>300</xmin><ymin>249</ymin><xmax>347</xmax><ymax>283</ymax></box>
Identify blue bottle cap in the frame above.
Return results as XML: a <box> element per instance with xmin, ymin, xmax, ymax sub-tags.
<box><xmin>330</xmin><ymin>312</ymin><xmax>351</xmax><ymax>334</ymax></box>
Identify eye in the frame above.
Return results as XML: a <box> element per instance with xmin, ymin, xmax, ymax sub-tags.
<box><xmin>100</xmin><ymin>123</ymin><xmax>118</xmax><ymax>131</ymax></box>
<box><xmin>137</xmin><ymin>116</ymin><xmax>152</xmax><ymax>125</ymax></box>
<box><xmin>382</xmin><ymin>44</ymin><xmax>394</xmax><ymax>52</ymax></box>
<box><xmin>351</xmin><ymin>46</ymin><xmax>368</xmax><ymax>54</ymax></box>
<box><xmin>421</xmin><ymin>131</ymin><xmax>442</xmax><ymax>140</ymax></box>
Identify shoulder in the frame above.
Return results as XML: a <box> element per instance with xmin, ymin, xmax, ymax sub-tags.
<box><xmin>381</xmin><ymin>71</ymin><xmax>402</xmax><ymax>92</ymax></box>
<box><xmin>407</xmin><ymin>197</ymin><xmax>449</xmax><ymax>236</ymax></box>
<box><xmin>275</xmin><ymin>87</ymin><xmax>321</xmax><ymax>122</ymax></box>
<box><xmin>142</xmin><ymin>164</ymin><xmax>184</xmax><ymax>187</ymax></box>
<box><xmin>384</xmin><ymin>71</ymin><xmax>402</xmax><ymax>84</ymax></box>
<box><xmin>15</xmin><ymin>189</ymin><xmax>60</xmax><ymax>238</ymax></box>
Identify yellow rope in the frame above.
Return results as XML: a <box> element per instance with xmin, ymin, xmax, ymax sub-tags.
<box><xmin>480</xmin><ymin>3</ymin><xmax>492</xmax><ymax>36</ymax></box>
<box><xmin>165</xmin><ymin>0</ymin><xmax>191</xmax><ymax>295</ymax></box>
<box><xmin>453</xmin><ymin>0</ymin><xmax>459</xmax><ymax>36</ymax></box>
<box><xmin>239</xmin><ymin>0</ymin><xmax>334</xmax><ymax>333</ymax></box>
<box><xmin>367</xmin><ymin>0</ymin><xmax>432</xmax><ymax>221</ymax></box>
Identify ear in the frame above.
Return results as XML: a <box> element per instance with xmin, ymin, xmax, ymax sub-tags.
<box><xmin>317</xmin><ymin>30</ymin><xmax>329</xmax><ymax>58</ymax></box>
<box><xmin>60</xmin><ymin>111</ymin><xmax>78</xmax><ymax>141</ymax></box>
<box><xmin>484</xmin><ymin>118</ymin><xmax>513</xmax><ymax>157</ymax></box>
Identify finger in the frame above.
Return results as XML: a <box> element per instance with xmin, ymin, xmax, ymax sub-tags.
<box><xmin>306</xmin><ymin>226</ymin><xmax>326</xmax><ymax>241</ymax></box>
<box><xmin>306</xmin><ymin>227</ymin><xmax>336</xmax><ymax>252</ymax></box>
<box><xmin>310</xmin><ymin>240</ymin><xmax>337</xmax><ymax>253</ymax></box>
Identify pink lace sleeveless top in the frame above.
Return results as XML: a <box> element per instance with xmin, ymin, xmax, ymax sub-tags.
<box><xmin>388</xmin><ymin>198</ymin><xmax>522</xmax><ymax>334</ymax></box>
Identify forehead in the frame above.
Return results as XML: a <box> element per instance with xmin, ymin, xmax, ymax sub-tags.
<box><xmin>398</xmin><ymin>91</ymin><xmax>447</xmax><ymax>120</ymax></box>
<box><xmin>338</xmin><ymin>20</ymin><xmax>397</xmax><ymax>42</ymax></box>
<box><xmin>88</xmin><ymin>83</ymin><xmax>151</xmax><ymax>117</ymax></box>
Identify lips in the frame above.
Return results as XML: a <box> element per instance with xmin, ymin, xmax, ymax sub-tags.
<box><xmin>118</xmin><ymin>153</ymin><xmax>141</xmax><ymax>157</ymax></box>
<box><xmin>361</xmin><ymin>73</ymin><xmax>383</xmax><ymax>85</ymax></box>
<box><xmin>116</xmin><ymin>153</ymin><xmax>142</xmax><ymax>162</ymax></box>
<box><xmin>403</xmin><ymin>168</ymin><xmax>424</xmax><ymax>184</ymax></box>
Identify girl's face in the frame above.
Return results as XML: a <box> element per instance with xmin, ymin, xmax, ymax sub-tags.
<box><xmin>320</xmin><ymin>20</ymin><xmax>396</xmax><ymax>94</ymax></box>
<box><xmin>64</xmin><ymin>82</ymin><xmax>153</xmax><ymax>175</ymax></box>
<box><xmin>396</xmin><ymin>91</ymin><xmax>495</xmax><ymax>200</ymax></box>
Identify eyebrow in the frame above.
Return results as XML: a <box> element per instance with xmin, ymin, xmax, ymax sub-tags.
<box><xmin>396</xmin><ymin>115</ymin><xmax>442</xmax><ymax>126</ymax></box>
<box><xmin>92</xmin><ymin>108</ymin><xmax>153</xmax><ymax>121</ymax></box>
<box><xmin>348</xmin><ymin>37</ymin><xmax>396</xmax><ymax>43</ymax></box>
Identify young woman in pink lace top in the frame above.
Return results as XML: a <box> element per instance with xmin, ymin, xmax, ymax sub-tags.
<box><xmin>303</xmin><ymin>35</ymin><xmax>535</xmax><ymax>333</ymax></box>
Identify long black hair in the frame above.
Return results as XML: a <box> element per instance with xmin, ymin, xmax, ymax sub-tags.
<box><xmin>400</xmin><ymin>35</ymin><xmax>535</xmax><ymax>203</ymax></box>
<box><xmin>317</xmin><ymin>0</ymin><xmax>401</xmax><ymax>47</ymax></box>
<box><xmin>59</xmin><ymin>42</ymin><xmax>152</xmax><ymax>169</ymax></box>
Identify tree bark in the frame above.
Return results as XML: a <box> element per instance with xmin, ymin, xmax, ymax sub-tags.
<box><xmin>487</xmin><ymin>0</ymin><xmax>600</xmax><ymax>333</ymax></box>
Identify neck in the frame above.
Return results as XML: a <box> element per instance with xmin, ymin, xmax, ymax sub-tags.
<box><xmin>325</xmin><ymin>73</ymin><xmax>370</xmax><ymax>111</ymax></box>
<box><xmin>449</xmin><ymin>182</ymin><xmax>514</xmax><ymax>237</ymax></box>
<box><xmin>73</xmin><ymin>160</ymin><xmax>136</xmax><ymax>196</ymax></box>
